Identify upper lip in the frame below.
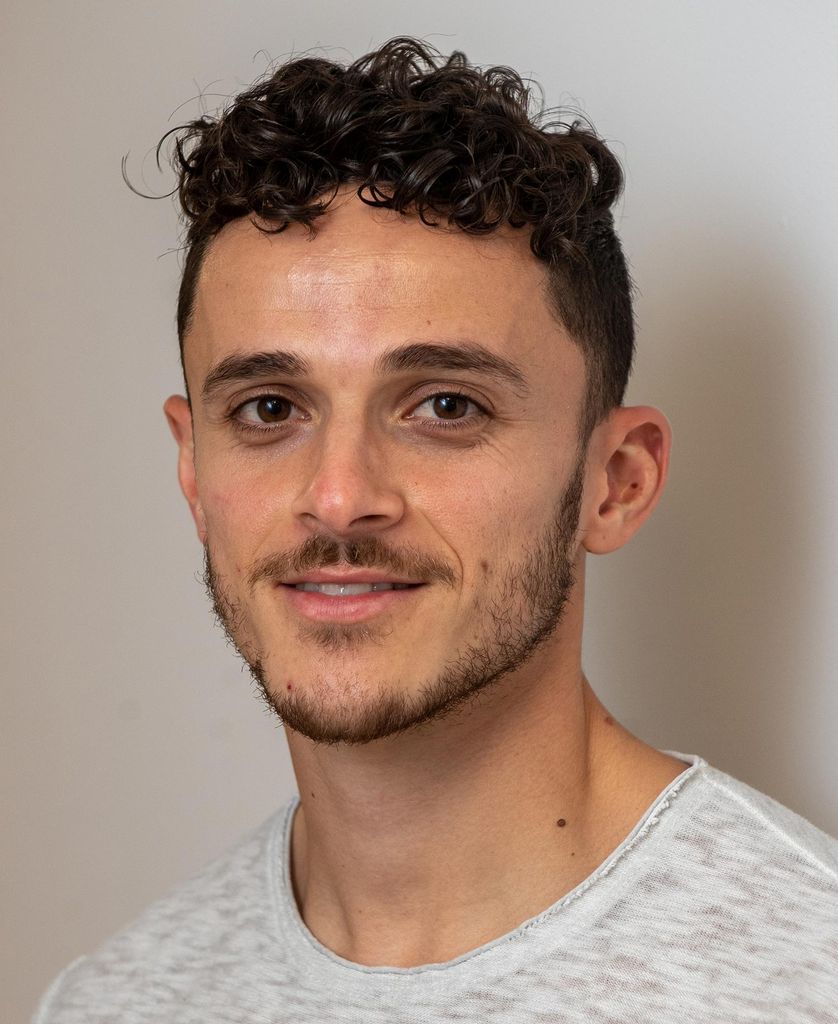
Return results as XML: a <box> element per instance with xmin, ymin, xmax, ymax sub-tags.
<box><xmin>281</xmin><ymin>569</ymin><xmax>424</xmax><ymax>585</ymax></box>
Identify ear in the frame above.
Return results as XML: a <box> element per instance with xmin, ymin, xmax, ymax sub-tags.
<box><xmin>580</xmin><ymin>405</ymin><xmax>671</xmax><ymax>555</ymax></box>
<box><xmin>163</xmin><ymin>395</ymin><xmax>207</xmax><ymax>544</ymax></box>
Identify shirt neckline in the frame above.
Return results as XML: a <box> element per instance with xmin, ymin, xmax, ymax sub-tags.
<box><xmin>268</xmin><ymin>749</ymin><xmax>706</xmax><ymax>986</ymax></box>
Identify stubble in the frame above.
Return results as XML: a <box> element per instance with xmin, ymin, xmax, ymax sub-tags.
<box><xmin>202</xmin><ymin>452</ymin><xmax>586</xmax><ymax>746</ymax></box>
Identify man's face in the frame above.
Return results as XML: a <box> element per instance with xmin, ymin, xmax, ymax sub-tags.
<box><xmin>171</xmin><ymin>194</ymin><xmax>592</xmax><ymax>746</ymax></box>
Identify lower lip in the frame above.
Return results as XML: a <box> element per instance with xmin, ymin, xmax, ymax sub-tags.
<box><xmin>278</xmin><ymin>584</ymin><xmax>425</xmax><ymax>623</ymax></box>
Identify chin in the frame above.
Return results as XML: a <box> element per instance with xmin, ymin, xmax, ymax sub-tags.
<box><xmin>263</xmin><ymin>674</ymin><xmax>432</xmax><ymax>747</ymax></box>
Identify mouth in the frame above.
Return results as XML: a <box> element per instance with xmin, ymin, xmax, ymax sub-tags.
<box><xmin>288</xmin><ymin>582</ymin><xmax>416</xmax><ymax>595</ymax></box>
<box><xmin>277</xmin><ymin>580</ymin><xmax>426</xmax><ymax>623</ymax></box>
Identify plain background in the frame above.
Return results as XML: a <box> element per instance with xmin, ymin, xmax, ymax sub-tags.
<box><xmin>4</xmin><ymin>1</ymin><xmax>837</xmax><ymax>1018</ymax></box>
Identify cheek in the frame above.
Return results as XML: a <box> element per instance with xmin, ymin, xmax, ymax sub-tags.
<box><xmin>198</xmin><ymin>471</ymin><xmax>281</xmax><ymax>556</ymax></box>
<box><xmin>458</xmin><ymin>454</ymin><xmax>574</xmax><ymax>569</ymax></box>
<box><xmin>422</xmin><ymin>472</ymin><xmax>539</xmax><ymax>586</ymax></box>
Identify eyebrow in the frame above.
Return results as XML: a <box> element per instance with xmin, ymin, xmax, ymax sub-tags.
<box><xmin>200</xmin><ymin>341</ymin><xmax>531</xmax><ymax>403</ymax></box>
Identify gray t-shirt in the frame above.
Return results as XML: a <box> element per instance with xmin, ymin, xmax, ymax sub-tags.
<box><xmin>33</xmin><ymin>751</ymin><xmax>838</xmax><ymax>1023</ymax></box>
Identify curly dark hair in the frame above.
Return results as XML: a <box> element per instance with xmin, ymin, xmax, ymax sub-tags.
<box><xmin>157</xmin><ymin>37</ymin><xmax>634</xmax><ymax>440</ymax></box>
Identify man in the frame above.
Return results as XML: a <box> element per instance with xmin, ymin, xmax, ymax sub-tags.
<box><xmin>34</xmin><ymin>37</ymin><xmax>837</xmax><ymax>1023</ymax></box>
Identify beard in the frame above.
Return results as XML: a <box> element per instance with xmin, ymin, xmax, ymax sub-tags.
<box><xmin>202</xmin><ymin>450</ymin><xmax>586</xmax><ymax>747</ymax></box>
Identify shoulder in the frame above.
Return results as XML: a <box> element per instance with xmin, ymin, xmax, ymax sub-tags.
<box><xmin>694</xmin><ymin>761</ymin><xmax>838</xmax><ymax>882</ymax></box>
<box><xmin>648</xmin><ymin>758</ymin><xmax>838</xmax><ymax>984</ymax></box>
<box><xmin>569</xmin><ymin>755</ymin><xmax>838</xmax><ymax>1015</ymax></box>
<box><xmin>31</xmin><ymin>802</ymin><xmax>292</xmax><ymax>1023</ymax></box>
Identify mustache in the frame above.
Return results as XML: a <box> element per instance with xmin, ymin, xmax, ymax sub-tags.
<box><xmin>246</xmin><ymin>534</ymin><xmax>457</xmax><ymax>589</ymax></box>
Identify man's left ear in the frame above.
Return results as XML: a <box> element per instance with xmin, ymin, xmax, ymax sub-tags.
<box><xmin>580</xmin><ymin>405</ymin><xmax>672</xmax><ymax>555</ymax></box>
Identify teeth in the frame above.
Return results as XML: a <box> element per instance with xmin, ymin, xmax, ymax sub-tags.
<box><xmin>294</xmin><ymin>582</ymin><xmax>412</xmax><ymax>595</ymax></box>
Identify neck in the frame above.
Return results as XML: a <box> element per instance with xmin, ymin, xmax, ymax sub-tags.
<box><xmin>284</xmin><ymin>647</ymin><xmax>686</xmax><ymax>968</ymax></box>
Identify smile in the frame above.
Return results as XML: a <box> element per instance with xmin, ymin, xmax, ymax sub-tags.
<box><xmin>279</xmin><ymin>581</ymin><xmax>425</xmax><ymax>624</ymax></box>
<box><xmin>291</xmin><ymin>582</ymin><xmax>414</xmax><ymax>595</ymax></box>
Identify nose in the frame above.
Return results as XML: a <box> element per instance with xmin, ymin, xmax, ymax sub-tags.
<box><xmin>289</xmin><ymin>418</ymin><xmax>407</xmax><ymax>538</ymax></box>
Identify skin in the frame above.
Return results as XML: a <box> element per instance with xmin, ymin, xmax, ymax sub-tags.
<box><xmin>164</xmin><ymin>189</ymin><xmax>685</xmax><ymax>967</ymax></box>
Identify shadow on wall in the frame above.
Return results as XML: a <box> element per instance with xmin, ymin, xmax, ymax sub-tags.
<box><xmin>585</xmin><ymin>212</ymin><xmax>832</xmax><ymax>832</ymax></box>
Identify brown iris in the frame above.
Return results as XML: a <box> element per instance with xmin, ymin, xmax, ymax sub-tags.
<box><xmin>255</xmin><ymin>396</ymin><xmax>292</xmax><ymax>422</ymax></box>
<box><xmin>431</xmin><ymin>395</ymin><xmax>469</xmax><ymax>419</ymax></box>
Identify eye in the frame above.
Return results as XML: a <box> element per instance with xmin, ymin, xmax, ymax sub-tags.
<box><xmin>410</xmin><ymin>392</ymin><xmax>488</xmax><ymax>428</ymax></box>
<box><xmin>230</xmin><ymin>394</ymin><xmax>302</xmax><ymax>432</ymax></box>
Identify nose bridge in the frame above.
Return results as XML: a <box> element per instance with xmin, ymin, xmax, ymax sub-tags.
<box><xmin>292</xmin><ymin>403</ymin><xmax>403</xmax><ymax>533</ymax></box>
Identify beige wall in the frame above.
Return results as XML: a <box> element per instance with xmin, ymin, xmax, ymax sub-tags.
<box><xmin>4</xmin><ymin>1</ymin><xmax>837</xmax><ymax>1019</ymax></box>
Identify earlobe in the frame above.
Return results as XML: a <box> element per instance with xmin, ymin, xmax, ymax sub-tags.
<box><xmin>163</xmin><ymin>395</ymin><xmax>206</xmax><ymax>544</ymax></box>
<box><xmin>582</xmin><ymin>406</ymin><xmax>671</xmax><ymax>556</ymax></box>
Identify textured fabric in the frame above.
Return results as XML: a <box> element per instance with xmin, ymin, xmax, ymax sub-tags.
<box><xmin>33</xmin><ymin>751</ymin><xmax>838</xmax><ymax>1023</ymax></box>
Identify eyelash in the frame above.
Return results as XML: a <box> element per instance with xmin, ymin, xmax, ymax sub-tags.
<box><xmin>226</xmin><ymin>390</ymin><xmax>489</xmax><ymax>437</ymax></box>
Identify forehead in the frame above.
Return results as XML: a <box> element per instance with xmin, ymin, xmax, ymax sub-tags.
<box><xmin>186</xmin><ymin>192</ymin><xmax>577</xmax><ymax>384</ymax></box>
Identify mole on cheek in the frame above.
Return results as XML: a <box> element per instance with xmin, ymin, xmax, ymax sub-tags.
<box><xmin>556</xmin><ymin>818</ymin><xmax>567</xmax><ymax>828</ymax></box>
